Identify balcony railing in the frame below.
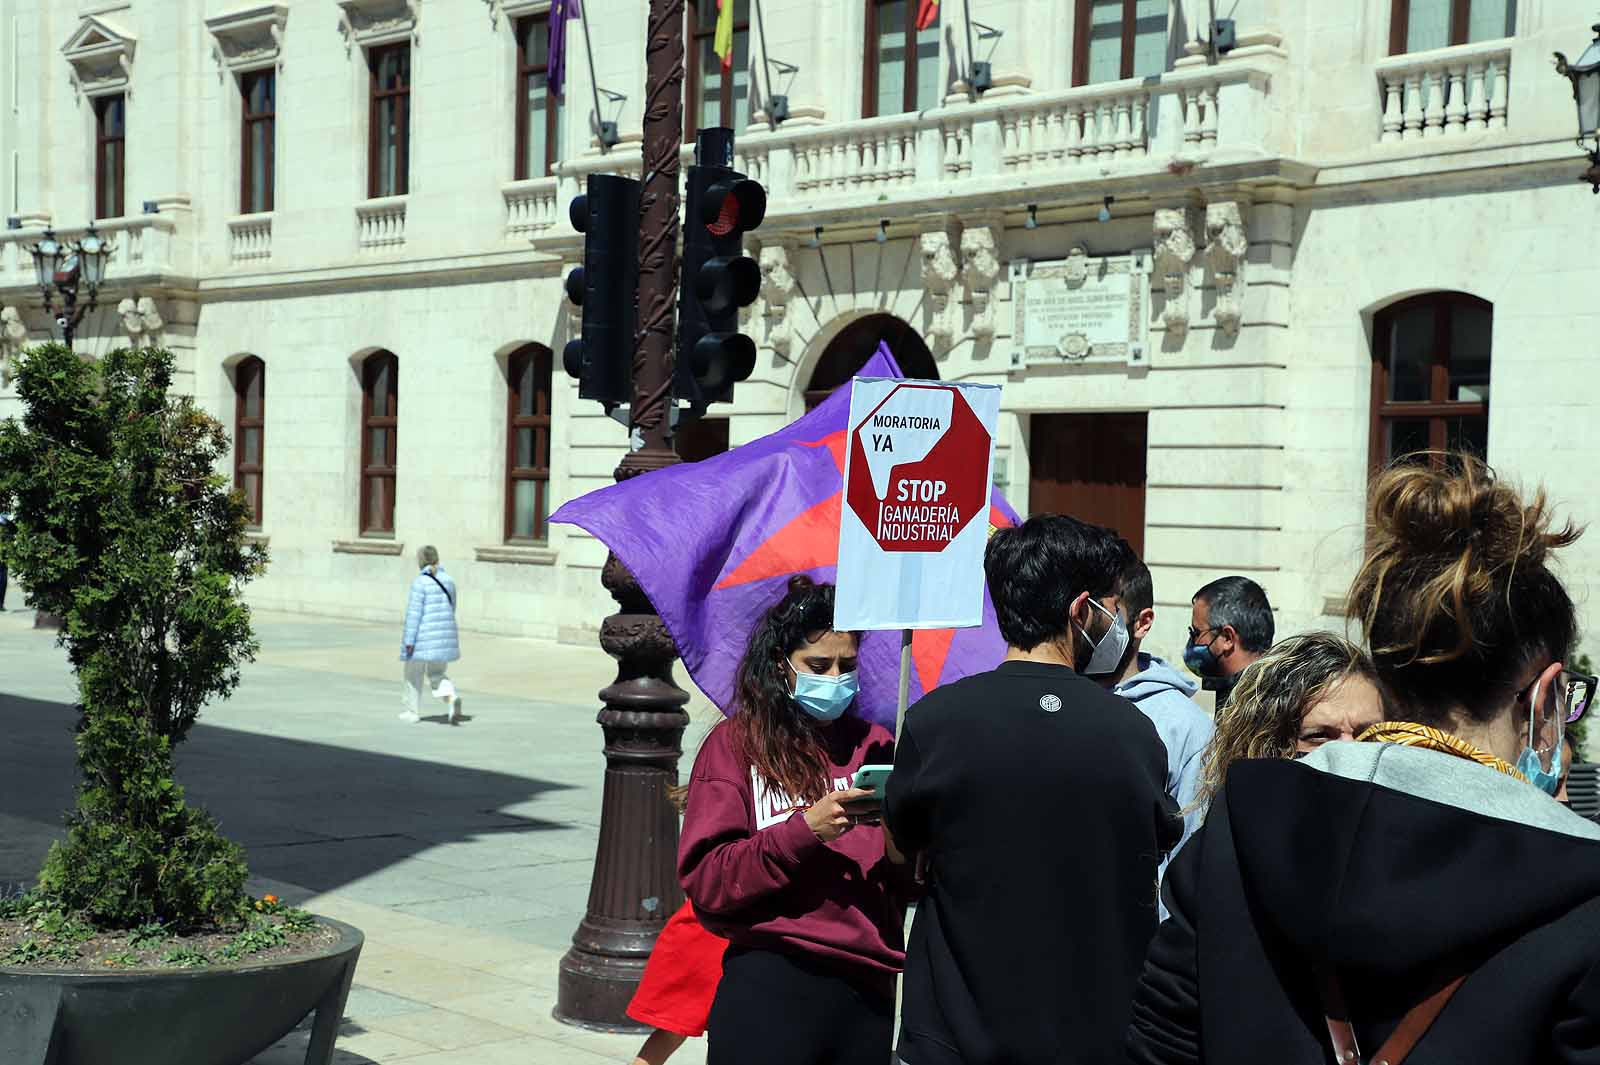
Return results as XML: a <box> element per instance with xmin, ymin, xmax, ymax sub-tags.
<box><xmin>227</xmin><ymin>213</ymin><xmax>272</xmax><ymax>263</ymax></box>
<box><xmin>503</xmin><ymin>177</ymin><xmax>560</xmax><ymax>239</ymax></box>
<box><xmin>0</xmin><ymin>214</ymin><xmax>184</xmax><ymax>288</ymax></box>
<box><xmin>356</xmin><ymin>196</ymin><xmax>407</xmax><ymax>251</ymax></box>
<box><xmin>1376</xmin><ymin>40</ymin><xmax>1511</xmax><ymax>143</ymax></box>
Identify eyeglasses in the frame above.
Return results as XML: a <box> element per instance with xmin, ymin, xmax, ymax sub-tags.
<box><xmin>1187</xmin><ymin>626</ymin><xmax>1217</xmax><ymax>645</ymax></box>
<box><xmin>1559</xmin><ymin>669</ymin><xmax>1597</xmax><ymax>725</ymax></box>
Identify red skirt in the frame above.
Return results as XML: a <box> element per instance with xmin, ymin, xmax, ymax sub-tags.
<box><xmin>625</xmin><ymin>900</ymin><xmax>728</xmax><ymax>1037</ymax></box>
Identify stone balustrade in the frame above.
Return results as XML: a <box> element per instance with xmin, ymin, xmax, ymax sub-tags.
<box><xmin>536</xmin><ymin>64</ymin><xmax>1271</xmax><ymax>244</ymax></box>
<box><xmin>1376</xmin><ymin>40</ymin><xmax>1510</xmax><ymax>143</ymax></box>
<box><xmin>355</xmin><ymin>196</ymin><xmax>407</xmax><ymax>251</ymax></box>
<box><xmin>0</xmin><ymin>214</ymin><xmax>183</xmax><ymax>288</ymax></box>
<box><xmin>227</xmin><ymin>213</ymin><xmax>273</xmax><ymax>263</ymax></box>
<box><xmin>503</xmin><ymin>177</ymin><xmax>561</xmax><ymax>239</ymax></box>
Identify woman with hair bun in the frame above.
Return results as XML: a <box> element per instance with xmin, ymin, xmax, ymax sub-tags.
<box><xmin>1129</xmin><ymin>455</ymin><xmax>1600</xmax><ymax>1064</ymax></box>
<box><xmin>678</xmin><ymin>575</ymin><xmax>909</xmax><ymax>1065</ymax></box>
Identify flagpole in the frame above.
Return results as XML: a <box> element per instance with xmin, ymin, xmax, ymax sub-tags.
<box><xmin>753</xmin><ymin>0</ymin><xmax>778</xmax><ymax>132</ymax></box>
<box><xmin>577</xmin><ymin>1</ymin><xmax>610</xmax><ymax>153</ymax></box>
<box><xmin>895</xmin><ymin>628</ymin><xmax>913</xmax><ymax>738</ymax></box>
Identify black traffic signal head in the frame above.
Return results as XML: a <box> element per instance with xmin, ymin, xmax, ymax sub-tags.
<box><xmin>563</xmin><ymin>173</ymin><xmax>639</xmax><ymax>409</ymax></box>
<box><xmin>677</xmin><ymin>160</ymin><xmax>766</xmax><ymax>418</ymax></box>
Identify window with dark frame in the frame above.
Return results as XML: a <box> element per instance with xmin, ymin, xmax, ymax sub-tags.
<box><xmin>94</xmin><ymin>93</ymin><xmax>126</xmax><ymax>220</ymax></box>
<box><xmin>240</xmin><ymin>70</ymin><xmax>276</xmax><ymax>213</ymax></box>
<box><xmin>505</xmin><ymin>344</ymin><xmax>553</xmax><ymax>542</ymax></box>
<box><xmin>360</xmin><ymin>351</ymin><xmax>400</xmax><ymax>535</ymax></box>
<box><xmin>1389</xmin><ymin>0</ymin><xmax>1517</xmax><ymax>55</ymax></box>
<box><xmin>1369</xmin><ymin>293</ymin><xmax>1491</xmax><ymax>474</ymax></box>
<box><xmin>368</xmin><ymin>44</ymin><xmax>411</xmax><ymax>199</ymax></box>
<box><xmin>515</xmin><ymin>14</ymin><xmax>565</xmax><ymax>179</ymax></box>
<box><xmin>685</xmin><ymin>0</ymin><xmax>750</xmax><ymax>141</ymax></box>
<box><xmin>863</xmin><ymin>0</ymin><xmax>940</xmax><ymax>118</ymax></box>
<box><xmin>1072</xmin><ymin>0</ymin><xmax>1170</xmax><ymax>86</ymax></box>
<box><xmin>234</xmin><ymin>357</ymin><xmax>265</xmax><ymax>528</ymax></box>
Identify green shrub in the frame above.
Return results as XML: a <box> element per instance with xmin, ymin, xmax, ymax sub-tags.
<box><xmin>0</xmin><ymin>345</ymin><xmax>266</xmax><ymax>931</ymax></box>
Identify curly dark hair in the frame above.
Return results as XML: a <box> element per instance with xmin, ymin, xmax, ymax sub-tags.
<box><xmin>729</xmin><ymin>576</ymin><xmax>859</xmax><ymax>804</ymax></box>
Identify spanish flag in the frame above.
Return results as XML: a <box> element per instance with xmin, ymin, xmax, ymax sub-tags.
<box><xmin>915</xmin><ymin>0</ymin><xmax>938</xmax><ymax>30</ymax></box>
<box><xmin>713</xmin><ymin>0</ymin><xmax>735</xmax><ymax>73</ymax></box>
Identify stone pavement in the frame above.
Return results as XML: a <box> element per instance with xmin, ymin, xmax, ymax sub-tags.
<box><xmin>0</xmin><ymin>604</ymin><xmax>726</xmax><ymax>1064</ymax></box>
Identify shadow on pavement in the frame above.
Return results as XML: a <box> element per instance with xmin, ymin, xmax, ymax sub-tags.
<box><xmin>0</xmin><ymin>693</ymin><xmax>575</xmax><ymax>896</ymax></box>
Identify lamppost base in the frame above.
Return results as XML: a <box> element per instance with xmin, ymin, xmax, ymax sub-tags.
<box><xmin>554</xmin><ymin>924</ymin><xmax>655</xmax><ymax>1034</ymax></box>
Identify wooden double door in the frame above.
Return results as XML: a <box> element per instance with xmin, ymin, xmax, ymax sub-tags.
<box><xmin>1028</xmin><ymin>412</ymin><xmax>1149</xmax><ymax>556</ymax></box>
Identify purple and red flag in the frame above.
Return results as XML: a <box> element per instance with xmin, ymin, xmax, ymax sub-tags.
<box><xmin>550</xmin><ymin>343</ymin><xmax>1019</xmax><ymax>734</ymax></box>
<box><xmin>547</xmin><ymin>0</ymin><xmax>581</xmax><ymax>98</ymax></box>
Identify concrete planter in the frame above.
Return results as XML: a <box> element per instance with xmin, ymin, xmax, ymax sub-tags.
<box><xmin>0</xmin><ymin>917</ymin><xmax>363</xmax><ymax>1065</ymax></box>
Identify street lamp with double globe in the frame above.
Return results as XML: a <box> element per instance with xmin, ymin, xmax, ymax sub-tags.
<box><xmin>27</xmin><ymin>224</ymin><xmax>113</xmax><ymax>347</ymax></box>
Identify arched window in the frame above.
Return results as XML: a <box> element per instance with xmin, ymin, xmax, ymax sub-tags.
<box><xmin>234</xmin><ymin>356</ymin><xmax>265</xmax><ymax>528</ymax></box>
<box><xmin>506</xmin><ymin>344</ymin><xmax>553</xmax><ymax>542</ymax></box>
<box><xmin>360</xmin><ymin>350</ymin><xmax>399</xmax><ymax>535</ymax></box>
<box><xmin>1370</xmin><ymin>293</ymin><xmax>1490</xmax><ymax>471</ymax></box>
<box><xmin>804</xmin><ymin>314</ymin><xmax>938</xmax><ymax>410</ymax></box>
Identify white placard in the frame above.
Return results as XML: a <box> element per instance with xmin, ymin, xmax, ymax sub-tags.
<box><xmin>835</xmin><ymin>377</ymin><xmax>1002</xmax><ymax>631</ymax></box>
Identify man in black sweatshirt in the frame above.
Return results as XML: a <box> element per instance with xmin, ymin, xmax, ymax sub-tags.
<box><xmin>884</xmin><ymin>514</ymin><xmax>1181</xmax><ymax>1065</ymax></box>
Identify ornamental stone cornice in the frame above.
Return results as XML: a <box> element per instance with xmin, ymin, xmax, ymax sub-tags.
<box><xmin>337</xmin><ymin>0</ymin><xmax>420</xmax><ymax>52</ymax></box>
<box><xmin>61</xmin><ymin>15</ymin><xmax>136</xmax><ymax>98</ymax></box>
<box><xmin>205</xmin><ymin>4</ymin><xmax>289</xmax><ymax>73</ymax></box>
<box><xmin>482</xmin><ymin>0</ymin><xmax>551</xmax><ymax>28</ymax></box>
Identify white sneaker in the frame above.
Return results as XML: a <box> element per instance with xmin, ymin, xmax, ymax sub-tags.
<box><xmin>447</xmin><ymin>697</ymin><xmax>462</xmax><ymax>723</ymax></box>
<box><xmin>397</xmin><ymin>710</ymin><xmax>421</xmax><ymax>723</ymax></box>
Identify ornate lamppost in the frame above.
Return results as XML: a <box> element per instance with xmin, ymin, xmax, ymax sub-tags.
<box><xmin>27</xmin><ymin>225</ymin><xmax>113</xmax><ymax>347</ymax></box>
<box><xmin>1555</xmin><ymin>23</ymin><xmax>1600</xmax><ymax>192</ymax></box>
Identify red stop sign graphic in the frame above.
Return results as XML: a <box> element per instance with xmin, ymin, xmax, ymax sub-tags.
<box><xmin>845</xmin><ymin>384</ymin><xmax>991</xmax><ymax>553</ymax></box>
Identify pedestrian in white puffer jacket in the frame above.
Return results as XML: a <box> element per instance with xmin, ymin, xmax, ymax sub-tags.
<box><xmin>400</xmin><ymin>545</ymin><xmax>462</xmax><ymax>724</ymax></box>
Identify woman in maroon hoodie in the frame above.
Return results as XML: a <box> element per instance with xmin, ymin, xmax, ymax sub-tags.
<box><xmin>678</xmin><ymin>576</ymin><xmax>909</xmax><ymax>1065</ymax></box>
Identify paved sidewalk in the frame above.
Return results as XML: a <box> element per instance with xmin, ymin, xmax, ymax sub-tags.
<box><xmin>0</xmin><ymin>605</ymin><xmax>723</xmax><ymax>1064</ymax></box>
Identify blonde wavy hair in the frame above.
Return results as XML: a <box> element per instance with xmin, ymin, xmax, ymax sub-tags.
<box><xmin>1194</xmin><ymin>631</ymin><xmax>1377</xmax><ymax>809</ymax></box>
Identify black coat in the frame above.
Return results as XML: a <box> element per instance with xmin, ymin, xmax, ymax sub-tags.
<box><xmin>1126</xmin><ymin>743</ymin><xmax>1600</xmax><ymax>1064</ymax></box>
<box><xmin>886</xmin><ymin>661</ymin><xmax>1180</xmax><ymax>1065</ymax></box>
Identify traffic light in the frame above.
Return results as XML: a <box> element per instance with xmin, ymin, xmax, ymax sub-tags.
<box><xmin>676</xmin><ymin>134</ymin><xmax>766</xmax><ymax>418</ymax></box>
<box><xmin>563</xmin><ymin>172</ymin><xmax>640</xmax><ymax>409</ymax></box>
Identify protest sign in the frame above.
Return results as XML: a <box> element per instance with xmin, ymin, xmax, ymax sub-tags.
<box><xmin>835</xmin><ymin>378</ymin><xmax>1001</xmax><ymax>632</ymax></box>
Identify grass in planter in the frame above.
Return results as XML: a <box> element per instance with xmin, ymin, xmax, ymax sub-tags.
<box><xmin>0</xmin><ymin>893</ymin><xmax>339</xmax><ymax>972</ymax></box>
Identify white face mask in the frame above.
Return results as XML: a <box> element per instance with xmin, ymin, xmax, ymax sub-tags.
<box><xmin>1077</xmin><ymin>598</ymin><xmax>1130</xmax><ymax>676</ymax></box>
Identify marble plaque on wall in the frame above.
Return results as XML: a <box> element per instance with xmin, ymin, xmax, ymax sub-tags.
<box><xmin>1010</xmin><ymin>247</ymin><xmax>1150</xmax><ymax>367</ymax></box>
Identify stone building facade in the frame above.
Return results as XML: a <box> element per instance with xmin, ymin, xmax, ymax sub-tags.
<box><xmin>2</xmin><ymin>0</ymin><xmax>1598</xmax><ymax>663</ymax></box>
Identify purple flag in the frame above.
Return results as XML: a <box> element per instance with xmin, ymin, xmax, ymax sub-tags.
<box><xmin>550</xmin><ymin>343</ymin><xmax>1020</xmax><ymax>733</ymax></box>
<box><xmin>548</xmin><ymin>0</ymin><xmax>580</xmax><ymax>98</ymax></box>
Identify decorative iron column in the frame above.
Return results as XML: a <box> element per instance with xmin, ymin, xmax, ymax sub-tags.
<box><xmin>554</xmin><ymin>0</ymin><xmax>689</xmax><ymax>1031</ymax></box>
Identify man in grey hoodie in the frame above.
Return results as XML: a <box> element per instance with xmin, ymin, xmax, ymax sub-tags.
<box><xmin>1101</xmin><ymin>552</ymin><xmax>1215</xmax><ymax>915</ymax></box>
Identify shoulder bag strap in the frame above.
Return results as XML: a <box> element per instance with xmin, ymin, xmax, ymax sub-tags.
<box><xmin>1321</xmin><ymin>971</ymin><xmax>1467</xmax><ymax>1065</ymax></box>
<box><xmin>424</xmin><ymin>571</ymin><xmax>454</xmax><ymax>609</ymax></box>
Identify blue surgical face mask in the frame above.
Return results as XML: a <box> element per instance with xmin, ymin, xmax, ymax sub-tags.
<box><xmin>1077</xmin><ymin>599</ymin><xmax>1129</xmax><ymax>676</ymax></box>
<box><xmin>791</xmin><ymin>669</ymin><xmax>859</xmax><ymax>722</ymax></box>
<box><xmin>1518</xmin><ymin>742</ymin><xmax>1563</xmax><ymax>797</ymax></box>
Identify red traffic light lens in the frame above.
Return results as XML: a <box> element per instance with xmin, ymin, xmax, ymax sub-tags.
<box><xmin>702</xmin><ymin>178</ymin><xmax>767</xmax><ymax>236</ymax></box>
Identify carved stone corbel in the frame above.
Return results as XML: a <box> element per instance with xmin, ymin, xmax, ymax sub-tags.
<box><xmin>757</xmin><ymin>243</ymin><xmax>797</xmax><ymax>359</ymax></box>
<box><xmin>1204</xmin><ymin>201</ymin><xmax>1249</xmax><ymax>338</ymax></box>
<box><xmin>1152</xmin><ymin>207</ymin><xmax>1196</xmax><ymax>340</ymax></box>
<box><xmin>919</xmin><ymin>230</ymin><xmax>959</xmax><ymax>350</ymax></box>
<box><xmin>0</xmin><ymin>307</ymin><xmax>27</xmax><ymax>387</ymax></box>
<box><xmin>959</xmin><ymin>224</ymin><xmax>1002</xmax><ymax>341</ymax></box>
<box><xmin>118</xmin><ymin>297</ymin><xmax>165</xmax><ymax>347</ymax></box>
